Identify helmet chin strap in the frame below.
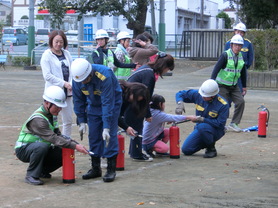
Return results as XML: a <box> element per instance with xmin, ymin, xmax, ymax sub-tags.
<box><xmin>47</xmin><ymin>102</ymin><xmax>53</xmax><ymax>113</ymax></box>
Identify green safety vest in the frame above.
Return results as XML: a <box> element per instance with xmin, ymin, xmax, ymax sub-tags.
<box><xmin>94</xmin><ymin>49</ymin><xmax>114</xmax><ymax>67</ymax></box>
<box><xmin>216</xmin><ymin>49</ymin><xmax>244</xmax><ymax>86</ymax></box>
<box><xmin>15</xmin><ymin>106</ymin><xmax>58</xmax><ymax>148</ymax></box>
<box><xmin>114</xmin><ymin>47</ymin><xmax>132</xmax><ymax>80</ymax></box>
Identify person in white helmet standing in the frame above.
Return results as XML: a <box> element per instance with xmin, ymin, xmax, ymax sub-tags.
<box><xmin>15</xmin><ymin>86</ymin><xmax>89</xmax><ymax>185</ymax></box>
<box><xmin>225</xmin><ymin>22</ymin><xmax>254</xmax><ymax>91</ymax></box>
<box><xmin>92</xmin><ymin>29</ymin><xmax>138</xmax><ymax>71</ymax></box>
<box><xmin>114</xmin><ymin>31</ymin><xmax>133</xmax><ymax>80</ymax></box>
<box><xmin>211</xmin><ymin>34</ymin><xmax>247</xmax><ymax>132</ymax></box>
<box><xmin>175</xmin><ymin>79</ymin><xmax>229</xmax><ymax>158</ymax></box>
<box><xmin>71</xmin><ymin>58</ymin><xmax>122</xmax><ymax>183</ymax></box>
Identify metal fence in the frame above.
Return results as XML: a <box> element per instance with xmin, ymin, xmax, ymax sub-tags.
<box><xmin>179</xmin><ymin>30</ymin><xmax>233</xmax><ymax>60</ymax></box>
<box><xmin>143</xmin><ymin>30</ymin><xmax>234</xmax><ymax>60</ymax></box>
<box><xmin>4</xmin><ymin>29</ymin><xmax>234</xmax><ymax>66</ymax></box>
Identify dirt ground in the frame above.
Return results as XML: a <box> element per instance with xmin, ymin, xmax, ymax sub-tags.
<box><xmin>0</xmin><ymin>61</ymin><xmax>277</xmax><ymax>208</ymax></box>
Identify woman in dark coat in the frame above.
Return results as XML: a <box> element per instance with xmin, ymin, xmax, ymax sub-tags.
<box><xmin>126</xmin><ymin>53</ymin><xmax>175</xmax><ymax>161</ymax></box>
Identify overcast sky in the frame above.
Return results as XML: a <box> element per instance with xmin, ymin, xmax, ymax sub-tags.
<box><xmin>211</xmin><ymin>0</ymin><xmax>231</xmax><ymax>9</ymax></box>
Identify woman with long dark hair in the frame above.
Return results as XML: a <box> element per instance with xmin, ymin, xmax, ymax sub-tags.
<box><xmin>126</xmin><ymin>53</ymin><xmax>175</xmax><ymax>161</ymax></box>
<box><xmin>118</xmin><ymin>80</ymin><xmax>150</xmax><ymax>137</ymax></box>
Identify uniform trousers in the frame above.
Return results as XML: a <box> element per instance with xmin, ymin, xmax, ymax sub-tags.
<box><xmin>218</xmin><ymin>84</ymin><xmax>245</xmax><ymax>124</ymax></box>
<box><xmin>182</xmin><ymin>123</ymin><xmax>225</xmax><ymax>155</ymax></box>
<box><xmin>87</xmin><ymin>113</ymin><xmax>119</xmax><ymax>158</ymax></box>
<box><xmin>15</xmin><ymin>142</ymin><xmax>62</xmax><ymax>178</ymax></box>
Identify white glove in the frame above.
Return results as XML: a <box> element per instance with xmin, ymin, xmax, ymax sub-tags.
<box><xmin>175</xmin><ymin>101</ymin><xmax>185</xmax><ymax>115</ymax></box>
<box><xmin>79</xmin><ymin>123</ymin><xmax>87</xmax><ymax>134</ymax></box>
<box><xmin>102</xmin><ymin>128</ymin><xmax>110</xmax><ymax>147</ymax></box>
<box><xmin>194</xmin><ymin>116</ymin><xmax>204</xmax><ymax>123</ymax></box>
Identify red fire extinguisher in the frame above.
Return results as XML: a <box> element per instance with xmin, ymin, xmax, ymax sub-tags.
<box><xmin>258</xmin><ymin>105</ymin><xmax>270</xmax><ymax>138</ymax></box>
<box><xmin>116</xmin><ymin>132</ymin><xmax>125</xmax><ymax>171</ymax></box>
<box><xmin>62</xmin><ymin>147</ymin><xmax>75</xmax><ymax>183</ymax></box>
<box><xmin>169</xmin><ymin>123</ymin><xmax>180</xmax><ymax>159</ymax></box>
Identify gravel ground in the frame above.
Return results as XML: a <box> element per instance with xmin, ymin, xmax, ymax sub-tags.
<box><xmin>0</xmin><ymin>61</ymin><xmax>277</xmax><ymax>208</ymax></box>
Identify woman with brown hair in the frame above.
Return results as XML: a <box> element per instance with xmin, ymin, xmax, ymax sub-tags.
<box><xmin>126</xmin><ymin>53</ymin><xmax>175</xmax><ymax>161</ymax></box>
<box><xmin>41</xmin><ymin>30</ymin><xmax>73</xmax><ymax>137</ymax></box>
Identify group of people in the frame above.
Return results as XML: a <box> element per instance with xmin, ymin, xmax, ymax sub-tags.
<box><xmin>14</xmin><ymin>22</ymin><xmax>253</xmax><ymax>186</ymax></box>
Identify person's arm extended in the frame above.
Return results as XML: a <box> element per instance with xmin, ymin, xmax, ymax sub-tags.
<box><xmin>155</xmin><ymin>111</ymin><xmax>187</xmax><ymax>123</ymax></box>
<box><xmin>113</xmin><ymin>53</ymin><xmax>136</xmax><ymax>68</ymax></box>
<box><xmin>27</xmin><ymin>118</ymin><xmax>76</xmax><ymax>149</ymax></box>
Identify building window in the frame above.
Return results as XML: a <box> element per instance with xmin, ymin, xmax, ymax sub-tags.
<box><xmin>0</xmin><ymin>11</ymin><xmax>6</xmax><ymax>16</ymax></box>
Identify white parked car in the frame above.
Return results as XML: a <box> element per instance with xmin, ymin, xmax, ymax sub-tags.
<box><xmin>35</xmin><ymin>28</ymin><xmax>50</xmax><ymax>45</ymax></box>
<box><xmin>105</xmin><ymin>28</ymin><xmax>120</xmax><ymax>47</ymax></box>
<box><xmin>65</xmin><ymin>30</ymin><xmax>78</xmax><ymax>46</ymax></box>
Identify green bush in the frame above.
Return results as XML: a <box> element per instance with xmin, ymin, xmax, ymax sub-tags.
<box><xmin>246</xmin><ymin>29</ymin><xmax>278</xmax><ymax>71</ymax></box>
<box><xmin>11</xmin><ymin>56</ymin><xmax>31</xmax><ymax>66</ymax></box>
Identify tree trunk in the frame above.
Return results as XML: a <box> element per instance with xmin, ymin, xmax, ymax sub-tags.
<box><xmin>126</xmin><ymin>0</ymin><xmax>148</xmax><ymax>38</ymax></box>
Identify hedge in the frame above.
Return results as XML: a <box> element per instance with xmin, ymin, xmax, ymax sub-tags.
<box><xmin>11</xmin><ymin>56</ymin><xmax>31</xmax><ymax>66</ymax></box>
<box><xmin>245</xmin><ymin>29</ymin><xmax>278</xmax><ymax>71</ymax></box>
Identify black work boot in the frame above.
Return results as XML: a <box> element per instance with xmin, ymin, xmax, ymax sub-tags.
<box><xmin>82</xmin><ymin>157</ymin><xmax>102</xmax><ymax>180</ymax></box>
<box><xmin>103</xmin><ymin>155</ymin><xmax>117</xmax><ymax>182</ymax></box>
<box><xmin>203</xmin><ymin>145</ymin><xmax>217</xmax><ymax>158</ymax></box>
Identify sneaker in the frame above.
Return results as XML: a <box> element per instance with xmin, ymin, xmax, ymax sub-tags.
<box><xmin>40</xmin><ymin>172</ymin><xmax>52</xmax><ymax>179</ymax></box>
<box><xmin>203</xmin><ymin>147</ymin><xmax>217</xmax><ymax>158</ymax></box>
<box><xmin>25</xmin><ymin>176</ymin><xmax>44</xmax><ymax>185</ymax></box>
<box><xmin>155</xmin><ymin>152</ymin><xmax>170</xmax><ymax>157</ymax></box>
<box><xmin>132</xmin><ymin>154</ymin><xmax>153</xmax><ymax>162</ymax></box>
<box><xmin>228</xmin><ymin>123</ymin><xmax>242</xmax><ymax>132</ymax></box>
<box><xmin>144</xmin><ymin>150</ymin><xmax>155</xmax><ymax>158</ymax></box>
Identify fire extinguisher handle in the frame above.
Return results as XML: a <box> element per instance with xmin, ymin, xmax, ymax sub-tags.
<box><xmin>174</xmin><ymin>120</ymin><xmax>191</xmax><ymax>125</ymax></box>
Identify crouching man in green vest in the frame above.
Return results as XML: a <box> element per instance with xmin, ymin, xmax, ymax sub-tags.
<box><xmin>15</xmin><ymin>86</ymin><xmax>89</xmax><ymax>185</ymax></box>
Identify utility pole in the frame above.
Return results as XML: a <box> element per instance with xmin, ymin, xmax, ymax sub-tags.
<box><xmin>28</xmin><ymin>0</ymin><xmax>35</xmax><ymax>60</ymax></box>
<box><xmin>236</xmin><ymin>0</ymin><xmax>239</xmax><ymax>23</ymax></box>
<box><xmin>200</xmin><ymin>0</ymin><xmax>204</xmax><ymax>28</ymax></box>
<box><xmin>158</xmin><ymin>0</ymin><xmax>165</xmax><ymax>52</ymax></box>
<box><xmin>11</xmin><ymin>0</ymin><xmax>15</xmax><ymax>27</ymax></box>
<box><xmin>78</xmin><ymin>15</ymin><xmax>84</xmax><ymax>50</ymax></box>
<box><xmin>150</xmin><ymin>0</ymin><xmax>156</xmax><ymax>43</ymax></box>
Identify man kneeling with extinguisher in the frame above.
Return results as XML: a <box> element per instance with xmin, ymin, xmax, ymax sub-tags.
<box><xmin>15</xmin><ymin>86</ymin><xmax>89</xmax><ymax>185</ymax></box>
<box><xmin>175</xmin><ymin>79</ymin><xmax>229</xmax><ymax>158</ymax></box>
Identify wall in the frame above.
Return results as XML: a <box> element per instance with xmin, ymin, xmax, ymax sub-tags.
<box><xmin>248</xmin><ymin>71</ymin><xmax>278</xmax><ymax>89</ymax></box>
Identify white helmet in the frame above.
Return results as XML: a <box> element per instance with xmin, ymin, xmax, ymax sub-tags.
<box><xmin>43</xmin><ymin>86</ymin><xmax>67</xmax><ymax>108</ymax></box>
<box><xmin>95</xmin><ymin>29</ymin><xmax>109</xmax><ymax>39</ymax></box>
<box><xmin>234</xmin><ymin>22</ymin><xmax>247</xmax><ymax>32</ymax></box>
<box><xmin>199</xmin><ymin>79</ymin><xmax>219</xmax><ymax>97</ymax></box>
<box><xmin>117</xmin><ymin>31</ymin><xmax>131</xmax><ymax>41</ymax></box>
<box><xmin>71</xmin><ymin>58</ymin><xmax>92</xmax><ymax>82</ymax></box>
<box><xmin>230</xmin><ymin>34</ymin><xmax>244</xmax><ymax>45</ymax></box>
